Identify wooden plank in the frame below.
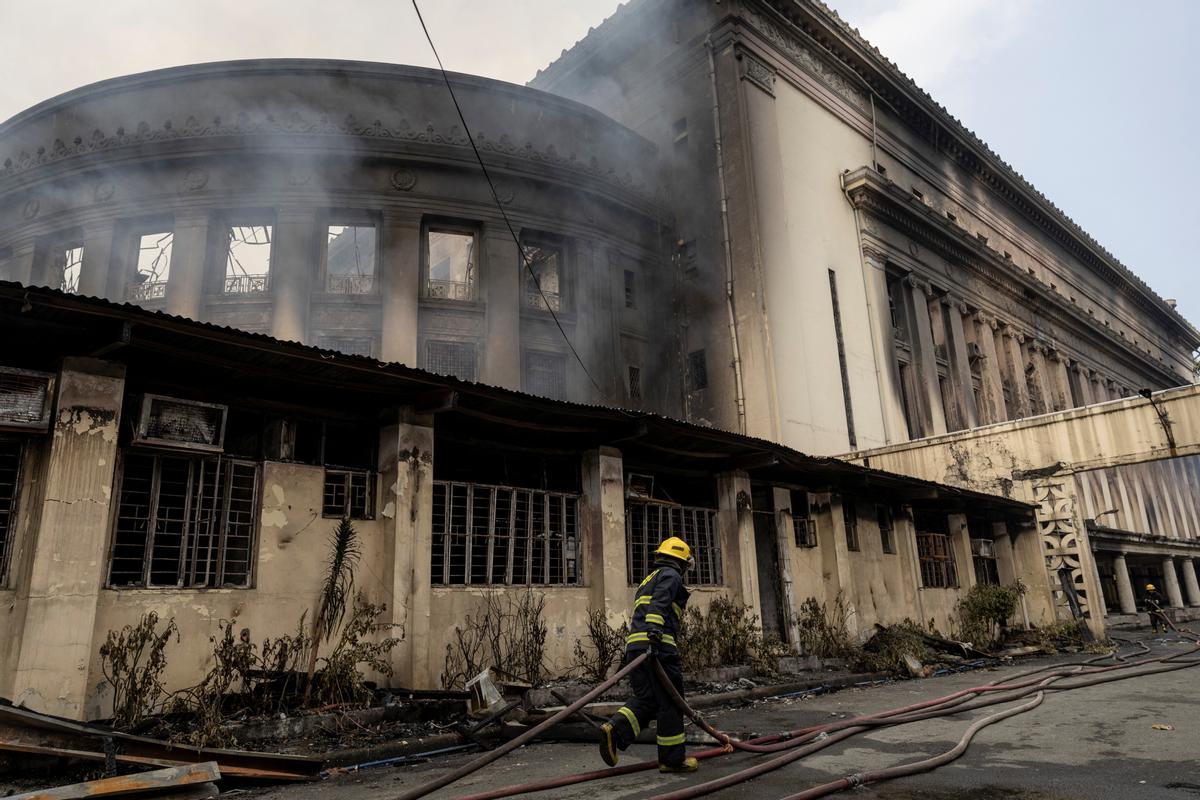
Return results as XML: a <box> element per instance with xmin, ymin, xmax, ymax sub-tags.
<box><xmin>0</xmin><ymin>741</ymin><xmax>307</xmax><ymax>781</ymax></box>
<box><xmin>8</xmin><ymin>761</ymin><xmax>219</xmax><ymax>800</ymax></box>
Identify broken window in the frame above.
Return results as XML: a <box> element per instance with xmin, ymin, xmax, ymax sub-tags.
<box><xmin>126</xmin><ymin>232</ymin><xmax>173</xmax><ymax>302</ymax></box>
<box><xmin>688</xmin><ymin>349</ymin><xmax>708</xmax><ymax>391</ymax></box>
<box><xmin>108</xmin><ymin>453</ymin><xmax>259</xmax><ymax>588</ymax></box>
<box><xmin>521</xmin><ymin>240</ymin><xmax>563</xmax><ymax>312</ymax></box>
<box><xmin>0</xmin><ymin>439</ymin><xmax>21</xmax><ymax>585</ymax></box>
<box><xmin>971</xmin><ymin>537</ymin><xmax>1000</xmax><ymax>585</ymax></box>
<box><xmin>426</xmin><ymin>228</ymin><xmax>476</xmax><ymax>301</ymax></box>
<box><xmin>224</xmin><ymin>225</ymin><xmax>272</xmax><ymax>294</ymax></box>
<box><xmin>525</xmin><ymin>351</ymin><xmax>566</xmax><ymax>400</ymax></box>
<box><xmin>624</xmin><ymin>269</ymin><xmax>637</xmax><ymax>309</ymax></box>
<box><xmin>318</xmin><ymin>336</ymin><xmax>374</xmax><ymax>357</ymax></box>
<box><xmin>325</xmin><ymin>224</ymin><xmax>376</xmax><ymax>294</ymax></box>
<box><xmin>324</xmin><ymin>469</ymin><xmax>373</xmax><ymax>519</ymax></box>
<box><xmin>628</xmin><ymin>365</ymin><xmax>642</xmax><ymax>403</ymax></box>
<box><xmin>917</xmin><ymin>532</ymin><xmax>958</xmax><ymax>588</ymax></box>
<box><xmin>54</xmin><ymin>243</ymin><xmax>84</xmax><ymax>294</ymax></box>
<box><xmin>426</xmin><ymin>340</ymin><xmax>477</xmax><ymax>382</ymax></box>
<box><xmin>133</xmin><ymin>395</ymin><xmax>227</xmax><ymax>452</ymax></box>
<box><xmin>877</xmin><ymin>505</ymin><xmax>895</xmax><ymax>554</ymax></box>
<box><xmin>842</xmin><ymin>499</ymin><xmax>860</xmax><ymax>552</ymax></box>
<box><xmin>625</xmin><ymin>500</ymin><xmax>722</xmax><ymax>585</ymax></box>
<box><xmin>431</xmin><ymin>482</ymin><xmax>579</xmax><ymax>585</ymax></box>
<box><xmin>791</xmin><ymin>490</ymin><xmax>816</xmax><ymax>548</ymax></box>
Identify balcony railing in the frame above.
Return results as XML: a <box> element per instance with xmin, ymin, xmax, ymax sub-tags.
<box><xmin>427</xmin><ymin>279</ymin><xmax>474</xmax><ymax>301</ymax></box>
<box><xmin>126</xmin><ymin>281</ymin><xmax>168</xmax><ymax>302</ymax></box>
<box><xmin>223</xmin><ymin>275</ymin><xmax>270</xmax><ymax>295</ymax></box>
<box><xmin>326</xmin><ymin>274</ymin><xmax>375</xmax><ymax>295</ymax></box>
<box><xmin>525</xmin><ymin>290</ymin><xmax>562</xmax><ymax>312</ymax></box>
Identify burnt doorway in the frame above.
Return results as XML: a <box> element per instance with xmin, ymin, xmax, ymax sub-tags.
<box><xmin>752</xmin><ymin>484</ymin><xmax>787</xmax><ymax>640</ymax></box>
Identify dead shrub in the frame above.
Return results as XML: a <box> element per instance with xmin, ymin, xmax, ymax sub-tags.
<box><xmin>677</xmin><ymin>595</ymin><xmax>783</xmax><ymax>674</ymax></box>
<box><xmin>794</xmin><ymin>594</ymin><xmax>858</xmax><ymax>660</ymax></box>
<box><xmin>442</xmin><ymin>589</ymin><xmax>549</xmax><ymax>688</ymax></box>
<box><xmin>572</xmin><ymin>608</ymin><xmax>628</xmax><ymax>682</ymax></box>
<box><xmin>310</xmin><ymin>597</ymin><xmax>402</xmax><ymax>707</ymax></box>
<box><xmin>99</xmin><ymin>611</ymin><xmax>179</xmax><ymax>728</ymax></box>
<box><xmin>857</xmin><ymin>620</ymin><xmax>929</xmax><ymax>674</ymax></box>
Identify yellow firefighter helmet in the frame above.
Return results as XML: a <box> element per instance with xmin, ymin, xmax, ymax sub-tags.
<box><xmin>655</xmin><ymin>537</ymin><xmax>693</xmax><ymax>565</ymax></box>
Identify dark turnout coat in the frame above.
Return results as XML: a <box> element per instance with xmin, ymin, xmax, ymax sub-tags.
<box><xmin>625</xmin><ymin>560</ymin><xmax>690</xmax><ymax>654</ymax></box>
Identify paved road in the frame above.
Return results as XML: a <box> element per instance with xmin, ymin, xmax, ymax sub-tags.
<box><xmin>255</xmin><ymin>635</ymin><xmax>1200</xmax><ymax>800</ymax></box>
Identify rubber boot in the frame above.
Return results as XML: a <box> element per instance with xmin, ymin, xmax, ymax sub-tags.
<box><xmin>659</xmin><ymin>757</ymin><xmax>699</xmax><ymax>774</ymax></box>
<box><xmin>598</xmin><ymin>723</ymin><xmax>619</xmax><ymax>767</ymax></box>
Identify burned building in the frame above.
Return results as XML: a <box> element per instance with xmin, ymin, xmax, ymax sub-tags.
<box><xmin>0</xmin><ymin>0</ymin><xmax>1198</xmax><ymax>722</ymax></box>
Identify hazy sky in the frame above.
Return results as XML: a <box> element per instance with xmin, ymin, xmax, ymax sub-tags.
<box><xmin>1</xmin><ymin>0</ymin><xmax>1195</xmax><ymax>322</ymax></box>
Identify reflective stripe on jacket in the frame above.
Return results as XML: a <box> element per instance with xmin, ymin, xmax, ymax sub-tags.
<box><xmin>626</xmin><ymin>562</ymin><xmax>690</xmax><ymax>653</ymax></box>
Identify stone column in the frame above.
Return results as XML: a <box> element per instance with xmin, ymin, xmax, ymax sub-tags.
<box><xmin>13</xmin><ymin>358</ymin><xmax>125</xmax><ymax>719</ymax></box>
<box><xmin>1072</xmin><ymin>364</ymin><xmax>1095</xmax><ymax>406</ymax></box>
<box><xmin>974</xmin><ymin>313</ymin><xmax>1006</xmax><ymax>424</ymax></box>
<box><xmin>581</xmin><ymin>448</ymin><xmax>628</xmax><ymax>622</ymax></box>
<box><xmin>269</xmin><ymin>208</ymin><xmax>318</xmax><ymax>344</ymax></box>
<box><xmin>378</xmin><ymin>211</ymin><xmax>421</xmax><ymax>366</ymax></box>
<box><xmin>166</xmin><ymin>210</ymin><xmax>210</xmax><ymax>321</ymax></box>
<box><xmin>1000</xmin><ymin>328</ymin><xmax>1032</xmax><ymax>418</ymax></box>
<box><xmin>948</xmin><ymin>514</ymin><xmax>975</xmax><ymax>590</ymax></box>
<box><xmin>1163</xmin><ymin>556</ymin><xmax>1185</xmax><ymax>609</ymax></box>
<box><xmin>991</xmin><ymin>520</ymin><xmax>1017</xmax><ymax>585</ymax></box>
<box><xmin>2</xmin><ymin>236</ymin><xmax>36</xmax><ymax>285</ymax></box>
<box><xmin>482</xmin><ymin>225</ymin><xmax>521</xmax><ymax>389</ymax></box>
<box><xmin>1112</xmin><ymin>553</ymin><xmax>1137</xmax><ymax>614</ymax></box>
<box><xmin>1181</xmin><ymin>557</ymin><xmax>1200</xmax><ymax>607</ymax></box>
<box><xmin>1047</xmin><ymin>351</ymin><xmax>1072</xmax><ymax>412</ymax></box>
<box><xmin>945</xmin><ymin>300</ymin><xmax>979</xmax><ymax>428</ymax></box>
<box><xmin>1026</xmin><ymin>341</ymin><xmax>1054</xmax><ymax>415</ymax></box>
<box><xmin>717</xmin><ymin>471</ymin><xmax>761</xmax><ymax>623</ymax></box>
<box><xmin>772</xmin><ymin>486</ymin><xmax>802</xmax><ymax>648</ymax></box>
<box><xmin>862</xmin><ymin>248</ymin><xmax>910</xmax><ymax>443</ymax></box>
<box><xmin>905</xmin><ymin>277</ymin><xmax>947</xmax><ymax>435</ymax></box>
<box><xmin>78</xmin><ymin>221</ymin><xmax>117</xmax><ymax>300</ymax></box>
<box><xmin>825</xmin><ymin>493</ymin><xmax>859</xmax><ymax>637</ymax></box>
<box><xmin>380</xmin><ymin>410</ymin><xmax>435</xmax><ymax>689</ymax></box>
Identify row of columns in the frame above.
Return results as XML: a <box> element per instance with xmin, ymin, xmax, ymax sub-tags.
<box><xmin>1109</xmin><ymin>552</ymin><xmax>1200</xmax><ymax>614</ymax></box>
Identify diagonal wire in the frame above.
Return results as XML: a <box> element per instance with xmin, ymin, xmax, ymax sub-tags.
<box><xmin>410</xmin><ymin>0</ymin><xmax>607</xmax><ymax>401</ymax></box>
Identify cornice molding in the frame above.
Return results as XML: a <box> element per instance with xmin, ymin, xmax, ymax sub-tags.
<box><xmin>843</xmin><ymin>166</ymin><xmax>1182</xmax><ymax>388</ymax></box>
<box><xmin>740</xmin><ymin>0</ymin><xmax>1197</xmax><ymax>344</ymax></box>
<box><xmin>736</xmin><ymin>48</ymin><xmax>777</xmax><ymax>97</ymax></box>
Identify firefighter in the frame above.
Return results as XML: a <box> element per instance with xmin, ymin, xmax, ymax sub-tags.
<box><xmin>598</xmin><ymin>537</ymin><xmax>698</xmax><ymax>773</ymax></box>
<box><xmin>1144</xmin><ymin>583</ymin><xmax>1168</xmax><ymax>633</ymax></box>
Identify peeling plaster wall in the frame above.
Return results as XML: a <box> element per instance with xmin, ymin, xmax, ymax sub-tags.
<box><xmin>85</xmin><ymin>461</ymin><xmax>390</xmax><ymax>719</ymax></box>
<box><xmin>0</xmin><ymin>439</ymin><xmax>48</xmax><ymax>698</ymax></box>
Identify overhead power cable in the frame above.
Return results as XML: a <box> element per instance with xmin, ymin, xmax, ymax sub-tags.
<box><xmin>410</xmin><ymin>0</ymin><xmax>607</xmax><ymax>401</ymax></box>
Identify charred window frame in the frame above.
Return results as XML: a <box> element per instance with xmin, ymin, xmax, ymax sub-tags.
<box><xmin>687</xmin><ymin>349</ymin><xmax>708</xmax><ymax>391</ymax></box>
<box><xmin>431</xmin><ymin>482</ymin><xmax>580</xmax><ymax>586</ymax></box>
<box><xmin>971</xmin><ymin>533</ymin><xmax>1000</xmax><ymax>585</ymax></box>
<box><xmin>842</xmin><ymin>498</ymin><xmax>860</xmax><ymax>552</ymax></box>
<box><xmin>791</xmin><ymin>489</ymin><xmax>816</xmax><ymax>548</ymax></box>
<box><xmin>323</xmin><ymin>219</ymin><xmax>378</xmax><ymax>295</ymax></box>
<box><xmin>107</xmin><ymin>452</ymin><xmax>260</xmax><ymax>588</ymax></box>
<box><xmin>520</xmin><ymin>235</ymin><xmax>566</xmax><ymax>313</ymax></box>
<box><xmin>916</xmin><ymin>532</ymin><xmax>958</xmax><ymax>589</ymax></box>
<box><xmin>877</xmin><ymin>505</ymin><xmax>896</xmax><ymax>554</ymax></box>
<box><xmin>0</xmin><ymin>438</ymin><xmax>23</xmax><ymax>586</ymax></box>
<box><xmin>323</xmin><ymin>469</ymin><xmax>373</xmax><ymax>520</ymax></box>
<box><xmin>625</xmin><ymin>500</ymin><xmax>722</xmax><ymax>586</ymax></box>
<box><xmin>623</xmin><ymin>269</ymin><xmax>637</xmax><ymax>309</ymax></box>
<box><xmin>627</xmin><ymin>365</ymin><xmax>642</xmax><ymax>404</ymax></box>
<box><xmin>46</xmin><ymin>237</ymin><xmax>84</xmax><ymax>294</ymax></box>
<box><xmin>424</xmin><ymin>222</ymin><xmax>478</xmax><ymax>302</ymax></box>
<box><xmin>425</xmin><ymin>339</ymin><xmax>478</xmax><ymax>382</ymax></box>
<box><xmin>318</xmin><ymin>335</ymin><xmax>375</xmax><ymax>358</ymax></box>
<box><xmin>125</xmin><ymin>228</ymin><xmax>174</xmax><ymax>303</ymax></box>
<box><xmin>223</xmin><ymin>222</ymin><xmax>273</xmax><ymax>294</ymax></box>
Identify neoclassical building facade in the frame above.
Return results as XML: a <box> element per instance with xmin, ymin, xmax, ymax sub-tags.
<box><xmin>0</xmin><ymin>60</ymin><xmax>678</xmax><ymax>413</ymax></box>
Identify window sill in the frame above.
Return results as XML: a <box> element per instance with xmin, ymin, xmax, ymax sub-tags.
<box><xmin>312</xmin><ymin>292</ymin><xmax>382</xmax><ymax>304</ymax></box>
<box><xmin>420</xmin><ymin>297</ymin><xmax>485</xmax><ymax>313</ymax></box>
<box><xmin>104</xmin><ymin>585</ymin><xmax>253</xmax><ymax>594</ymax></box>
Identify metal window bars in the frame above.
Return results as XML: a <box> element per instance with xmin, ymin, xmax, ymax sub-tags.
<box><xmin>323</xmin><ymin>468</ymin><xmax>373</xmax><ymax>519</ymax></box>
<box><xmin>431</xmin><ymin>481</ymin><xmax>580</xmax><ymax>586</ymax></box>
<box><xmin>916</xmin><ymin>531</ymin><xmax>957</xmax><ymax>588</ymax></box>
<box><xmin>427</xmin><ymin>279</ymin><xmax>475</xmax><ymax>301</ymax></box>
<box><xmin>0</xmin><ymin>440</ymin><xmax>21</xmax><ymax>585</ymax></box>
<box><xmin>625</xmin><ymin>500</ymin><xmax>722</xmax><ymax>586</ymax></box>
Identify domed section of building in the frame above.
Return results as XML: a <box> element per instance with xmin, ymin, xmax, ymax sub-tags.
<box><xmin>0</xmin><ymin>59</ymin><xmax>676</xmax><ymax>412</ymax></box>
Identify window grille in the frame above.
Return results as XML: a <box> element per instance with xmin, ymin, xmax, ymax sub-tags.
<box><xmin>432</xmin><ymin>482</ymin><xmax>579</xmax><ymax>585</ymax></box>
<box><xmin>522</xmin><ymin>242</ymin><xmax>563</xmax><ymax>311</ymax></box>
<box><xmin>325</xmin><ymin>225</ymin><xmax>377</xmax><ymax>294</ymax></box>
<box><xmin>624</xmin><ymin>269</ymin><xmax>636</xmax><ymax>308</ymax></box>
<box><xmin>224</xmin><ymin>225</ymin><xmax>272</xmax><ymax>294</ymax></box>
<box><xmin>319</xmin><ymin>336</ymin><xmax>374</xmax><ymax>357</ymax></box>
<box><xmin>427</xmin><ymin>340</ymin><xmax>477</xmax><ymax>382</ymax></box>
<box><xmin>628</xmin><ymin>366</ymin><xmax>642</xmax><ymax>403</ymax></box>
<box><xmin>971</xmin><ymin>538</ymin><xmax>999</xmax><ymax>585</ymax></box>
<box><xmin>842</xmin><ymin>500</ymin><xmax>859</xmax><ymax>552</ymax></box>
<box><xmin>687</xmin><ymin>350</ymin><xmax>708</xmax><ymax>391</ymax></box>
<box><xmin>324</xmin><ymin>469</ymin><xmax>373</xmax><ymax>519</ymax></box>
<box><xmin>877</xmin><ymin>505</ymin><xmax>895</xmax><ymax>554</ymax></box>
<box><xmin>127</xmin><ymin>231</ymin><xmax>173</xmax><ymax>302</ymax></box>
<box><xmin>0</xmin><ymin>367</ymin><xmax>54</xmax><ymax>431</ymax></box>
<box><xmin>625</xmin><ymin>500</ymin><xmax>722</xmax><ymax>586</ymax></box>
<box><xmin>793</xmin><ymin>517</ymin><xmax>817</xmax><ymax>548</ymax></box>
<box><xmin>0</xmin><ymin>440</ymin><xmax>22</xmax><ymax>585</ymax></box>
<box><xmin>108</xmin><ymin>453</ymin><xmax>259</xmax><ymax>588</ymax></box>
<box><xmin>917</xmin><ymin>532</ymin><xmax>958</xmax><ymax>588</ymax></box>
<box><xmin>134</xmin><ymin>395</ymin><xmax>227</xmax><ymax>452</ymax></box>
<box><xmin>525</xmin><ymin>352</ymin><xmax>566</xmax><ymax>400</ymax></box>
<box><xmin>426</xmin><ymin>229</ymin><xmax>477</xmax><ymax>301</ymax></box>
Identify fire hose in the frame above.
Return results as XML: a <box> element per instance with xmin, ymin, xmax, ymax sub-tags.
<box><xmin>398</xmin><ymin>626</ymin><xmax>1198</xmax><ymax>800</ymax></box>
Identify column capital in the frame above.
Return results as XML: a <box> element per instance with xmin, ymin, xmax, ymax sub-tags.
<box><xmin>975</xmin><ymin>311</ymin><xmax>1000</xmax><ymax>330</ymax></box>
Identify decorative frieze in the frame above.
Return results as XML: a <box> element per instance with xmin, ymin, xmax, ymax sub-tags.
<box><xmin>1034</xmin><ymin>479</ymin><xmax>1091</xmax><ymax>620</ymax></box>
<box><xmin>738</xmin><ymin>49</ymin><xmax>777</xmax><ymax>97</ymax></box>
<box><xmin>741</xmin><ymin>7</ymin><xmax>867</xmax><ymax>111</ymax></box>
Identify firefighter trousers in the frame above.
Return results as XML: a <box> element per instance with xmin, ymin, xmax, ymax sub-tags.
<box><xmin>607</xmin><ymin>651</ymin><xmax>686</xmax><ymax>767</ymax></box>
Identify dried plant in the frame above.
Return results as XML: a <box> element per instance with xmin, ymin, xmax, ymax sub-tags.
<box><xmin>793</xmin><ymin>594</ymin><xmax>858</xmax><ymax>660</ymax></box>
<box><xmin>311</xmin><ymin>596</ymin><xmax>402</xmax><ymax>707</ymax></box>
<box><xmin>99</xmin><ymin>612</ymin><xmax>179</xmax><ymax>728</ymax></box>
<box><xmin>306</xmin><ymin>517</ymin><xmax>361</xmax><ymax>700</ymax></box>
<box><xmin>572</xmin><ymin>608</ymin><xmax>628</xmax><ymax>682</ymax></box>
<box><xmin>442</xmin><ymin>589</ymin><xmax>549</xmax><ymax>689</ymax></box>
<box><xmin>677</xmin><ymin>596</ymin><xmax>782</xmax><ymax>673</ymax></box>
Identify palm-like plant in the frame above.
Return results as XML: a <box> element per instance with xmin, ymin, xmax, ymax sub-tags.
<box><xmin>304</xmin><ymin>517</ymin><xmax>360</xmax><ymax>700</ymax></box>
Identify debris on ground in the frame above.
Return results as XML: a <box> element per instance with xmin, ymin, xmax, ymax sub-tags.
<box><xmin>9</xmin><ymin>762</ymin><xmax>220</xmax><ymax>800</ymax></box>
